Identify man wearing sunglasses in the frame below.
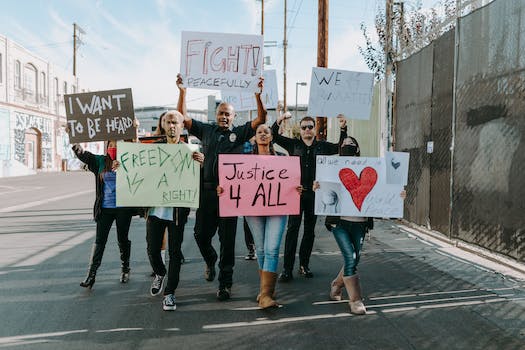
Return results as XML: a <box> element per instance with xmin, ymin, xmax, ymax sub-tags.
<box><xmin>271</xmin><ymin>114</ymin><xmax>349</xmax><ymax>282</ymax></box>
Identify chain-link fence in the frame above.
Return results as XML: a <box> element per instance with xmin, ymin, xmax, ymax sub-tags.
<box><xmin>394</xmin><ymin>0</ymin><xmax>524</xmax><ymax>261</ymax></box>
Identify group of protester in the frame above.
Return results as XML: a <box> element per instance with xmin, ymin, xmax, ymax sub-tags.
<box><xmin>73</xmin><ymin>74</ymin><xmax>390</xmax><ymax>315</ymax></box>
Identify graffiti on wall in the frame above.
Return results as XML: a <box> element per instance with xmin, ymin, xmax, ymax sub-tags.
<box><xmin>0</xmin><ymin>109</ymin><xmax>9</xmax><ymax>161</ymax></box>
<box><xmin>13</xmin><ymin>112</ymin><xmax>53</xmax><ymax>168</ymax></box>
<box><xmin>13</xmin><ymin>129</ymin><xmax>25</xmax><ymax>163</ymax></box>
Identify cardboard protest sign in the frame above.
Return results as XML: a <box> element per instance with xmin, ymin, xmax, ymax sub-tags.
<box><xmin>65</xmin><ymin>88</ymin><xmax>135</xmax><ymax>143</ymax></box>
<box><xmin>307</xmin><ymin>68</ymin><xmax>374</xmax><ymax>119</ymax></box>
<box><xmin>221</xmin><ymin>70</ymin><xmax>279</xmax><ymax>111</ymax></box>
<box><xmin>315</xmin><ymin>155</ymin><xmax>405</xmax><ymax>218</ymax></box>
<box><xmin>385</xmin><ymin>151</ymin><xmax>410</xmax><ymax>186</ymax></box>
<box><xmin>218</xmin><ymin>154</ymin><xmax>301</xmax><ymax>217</ymax></box>
<box><xmin>116</xmin><ymin>142</ymin><xmax>200</xmax><ymax>208</ymax></box>
<box><xmin>180</xmin><ymin>31</ymin><xmax>263</xmax><ymax>92</ymax></box>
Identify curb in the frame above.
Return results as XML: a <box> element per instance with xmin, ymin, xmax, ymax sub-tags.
<box><xmin>396</xmin><ymin>219</ymin><xmax>525</xmax><ymax>278</ymax></box>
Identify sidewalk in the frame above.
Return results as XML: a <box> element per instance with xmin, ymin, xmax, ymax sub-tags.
<box><xmin>313</xmin><ymin>217</ymin><xmax>524</xmax><ymax>283</ymax></box>
<box><xmin>305</xmin><ymin>217</ymin><xmax>525</xmax><ymax>348</ymax></box>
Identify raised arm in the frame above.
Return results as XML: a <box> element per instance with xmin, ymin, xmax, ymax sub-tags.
<box><xmin>71</xmin><ymin>143</ymin><xmax>98</xmax><ymax>173</ymax></box>
<box><xmin>324</xmin><ymin>117</ymin><xmax>349</xmax><ymax>154</ymax></box>
<box><xmin>271</xmin><ymin>118</ymin><xmax>296</xmax><ymax>154</ymax></box>
<box><xmin>251</xmin><ymin>76</ymin><xmax>268</xmax><ymax>130</ymax></box>
<box><xmin>177</xmin><ymin>73</ymin><xmax>192</xmax><ymax>130</ymax></box>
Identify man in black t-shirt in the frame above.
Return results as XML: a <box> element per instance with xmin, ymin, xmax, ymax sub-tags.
<box><xmin>177</xmin><ymin>74</ymin><xmax>267</xmax><ymax>301</ymax></box>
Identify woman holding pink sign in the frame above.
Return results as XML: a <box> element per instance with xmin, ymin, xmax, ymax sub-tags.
<box><xmin>218</xmin><ymin>124</ymin><xmax>302</xmax><ymax>309</ymax></box>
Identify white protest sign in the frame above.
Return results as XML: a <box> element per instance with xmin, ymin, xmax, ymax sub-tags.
<box><xmin>385</xmin><ymin>151</ymin><xmax>410</xmax><ymax>186</ymax></box>
<box><xmin>307</xmin><ymin>68</ymin><xmax>374</xmax><ymax>119</ymax></box>
<box><xmin>315</xmin><ymin>155</ymin><xmax>404</xmax><ymax>218</ymax></box>
<box><xmin>221</xmin><ymin>70</ymin><xmax>279</xmax><ymax>111</ymax></box>
<box><xmin>180</xmin><ymin>31</ymin><xmax>263</xmax><ymax>92</ymax></box>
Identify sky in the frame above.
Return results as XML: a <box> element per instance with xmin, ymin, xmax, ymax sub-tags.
<box><xmin>0</xmin><ymin>0</ymin><xmax>437</xmax><ymax>109</ymax></box>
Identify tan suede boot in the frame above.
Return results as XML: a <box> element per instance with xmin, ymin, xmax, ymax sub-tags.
<box><xmin>330</xmin><ymin>267</ymin><xmax>345</xmax><ymax>301</ymax></box>
<box><xmin>257</xmin><ymin>269</ymin><xmax>276</xmax><ymax>302</ymax></box>
<box><xmin>256</xmin><ymin>269</ymin><xmax>262</xmax><ymax>302</ymax></box>
<box><xmin>343</xmin><ymin>275</ymin><xmax>366</xmax><ymax>315</ymax></box>
<box><xmin>259</xmin><ymin>271</ymin><xmax>278</xmax><ymax>309</ymax></box>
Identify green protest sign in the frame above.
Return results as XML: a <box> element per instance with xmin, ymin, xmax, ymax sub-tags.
<box><xmin>116</xmin><ymin>142</ymin><xmax>200</xmax><ymax>208</ymax></box>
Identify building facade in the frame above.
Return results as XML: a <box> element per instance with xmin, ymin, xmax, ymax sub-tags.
<box><xmin>0</xmin><ymin>34</ymin><xmax>81</xmax><ymax>177</ymax></box>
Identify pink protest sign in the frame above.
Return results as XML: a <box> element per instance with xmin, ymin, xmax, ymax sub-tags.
<box><xmin>218</xmin><ymin>154</ymin><xmax>301</xmax><ymax>217</ymax></box>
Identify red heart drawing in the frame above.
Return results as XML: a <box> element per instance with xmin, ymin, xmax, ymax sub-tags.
<box><xmin>338</xmin><ymin>167</ymin><xmax>378</xmax><ymax>211</ymax></box>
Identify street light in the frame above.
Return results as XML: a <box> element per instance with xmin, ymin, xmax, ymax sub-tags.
<box><xmin>295</xmin><ymin>82</ymin><xmax>307</xmax><ymax>120</ymax></box>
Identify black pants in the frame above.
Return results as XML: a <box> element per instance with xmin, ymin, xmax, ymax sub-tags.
<box><xmin>146</xmin><ymin>215</ymin><xmax>185</xmax><ymax>295</ymax></box>
<box><xmin>282</xmin><ymin>190</ymin><xmax>317</xmax><ymax>271</ymax></box>
<box><xmin>96</xmin><ymin>208</ymin><xmax>133</xmax><ymax>246</ymax></box>
<box><xmin>90</xmin><ymin>208</ymin><xmax>133</xmax><ymax>272</ymax></box>
<box><xmin>194</xmin><ymin>187</ymin><xmax>238</xmax><ymax>289</ymax></box>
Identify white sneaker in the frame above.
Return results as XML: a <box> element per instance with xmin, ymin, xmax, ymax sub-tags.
<box><xmin>150</xmin><ymin>274</ymin><xmax>165</xmax><ymax>296</ymax></box>
<box><xmin>162</xmin><ymin>294</ymin><xmax>177</xmax><ymax>311</ymax></box>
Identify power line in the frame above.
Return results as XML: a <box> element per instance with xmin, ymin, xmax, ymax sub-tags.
<box><xmin>274</xmin><ymin>0</ymin><xmax>304</xmax><ymax>72</ymax></box>
<box><xmin>287</xmin><ymin>0</ymin><xmax>304</xmax><ymax>37</ymax></box>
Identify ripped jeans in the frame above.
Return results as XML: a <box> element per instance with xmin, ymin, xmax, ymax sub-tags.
<box><xmin>331</xmin><ymin>220</ymin><xmax>367</xmax><ymax>276</ymax></box>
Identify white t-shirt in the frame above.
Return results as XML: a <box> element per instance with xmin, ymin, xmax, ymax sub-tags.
<box><xmin>149</xmin><ymin>207</ymin><xmax>174</xmax><ymax>221</ymax></box>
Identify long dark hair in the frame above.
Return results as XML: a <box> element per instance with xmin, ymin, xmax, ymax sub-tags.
<box><xmin>154</xmin><ymin>111</ymin><xmax>168</xmax><ymax>135</ymax></box>
<box><xmin>99</xmin><ymin>141</ymin><xmax>115</xmax><ymax>181</ymax></box>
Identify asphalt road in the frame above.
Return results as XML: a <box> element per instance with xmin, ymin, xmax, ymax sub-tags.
<box><xmin>0</xmin><ymin>172</ymin><xmax>524</xmax><ymax>349</ymax></box>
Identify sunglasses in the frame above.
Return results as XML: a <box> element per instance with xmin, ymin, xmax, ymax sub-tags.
<box><xmin>301</xmin><ymin>125</ymin><xmax>315</xmax><ymax>130</ymax></box>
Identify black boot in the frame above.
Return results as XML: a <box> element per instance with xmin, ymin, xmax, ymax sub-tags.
<box><xmin>119</xmin><ymin>241</ymin><xmax>131</xmax><ymax>283</ymax></box>
<box><xmin>80</xmin><ymin>243</ymin><xmax>105</xmax><ymax>289</ymax></box>
<box><xmin>80</xmin><ymin>271</ymin><xmax>96</xmax><ymax>288</ymax></box>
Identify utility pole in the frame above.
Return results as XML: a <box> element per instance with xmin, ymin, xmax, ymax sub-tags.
<box><xmin>73</xmin><ymin>23</ymin><xmax>77</xmax><ymax>76</ymax></box>
<box><xmin>72</xmin><ymin>23</ymin><xmax>85</xmax><ymax>77</ymax></box>
<box><xmin>316</xmin><ymin>0</ymin><xmax>329</xmax><ymax>141</ymax></box>
<box><xmin>394</xmin><ymin>1</ymin><xmax>405</xmax><ymax>55</ymax></box>
<box><xmin>391</xmin><ymin>0</ymin><xmax>403</xmax><ymax>150</ymax></box>
<box><xmin>283</xmin><ymin>0</ymin><xmax>288</xmax><ymax>111</ymax></box>
<box><xmin>385</xmin><ymin>0</ymin><xmax>394</xmax><ymax>150</ymax></box>
<box><xmin>261</xmin><ymin>0</ymin><xmax>264</xmax><ymax>35</ymax></box>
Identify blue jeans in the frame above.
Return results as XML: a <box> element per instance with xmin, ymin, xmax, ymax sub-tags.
<box><xmin>245</xmin><ymin>215</ymin><xmax>287</xmax><ymax>273</ymax></box>
<box><xmin>331</xmin><ymin>220</ymin><xmax>367</xmax><ymax>276</ymax></box>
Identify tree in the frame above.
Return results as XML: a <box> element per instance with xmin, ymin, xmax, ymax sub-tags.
<box><xmin>358</xmin><ymin>0</ymin><xmax>459</xmax><ymax>80</ymax></box>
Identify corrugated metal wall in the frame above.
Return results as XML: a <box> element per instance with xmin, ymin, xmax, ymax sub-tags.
<box><xmin>452</xmin><ymin>0</ymin><xmax>525</xmax><ymax>260</ymax></box>
<box><xmin>430</xmin><ymin>30</ymin><xmax>454</xmax><ymax>236</ymax></box>
<box><xmin>395</xmin><ymin>44</ymin><xmax>433</xmax><ymax>227</ymax></box>
<box><xmin>394</xmin><ymin>0</ymin><xmax>525</xmax><ymax>261</ymax></box>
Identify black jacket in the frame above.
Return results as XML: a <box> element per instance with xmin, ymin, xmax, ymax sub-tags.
<box><xmin>190</xmin><ymin>120</ymin><xmax>255</xmax><ymax>188</ymax></box>
<box><xmin>271</xmin><ymin>122</ymin><xmax>349</xmax><ymax>190</ymax></box>
<box><xmin>72</xmin><ymin>144</ymin><xmax>110</xmax><ymax>221</ymax></box>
